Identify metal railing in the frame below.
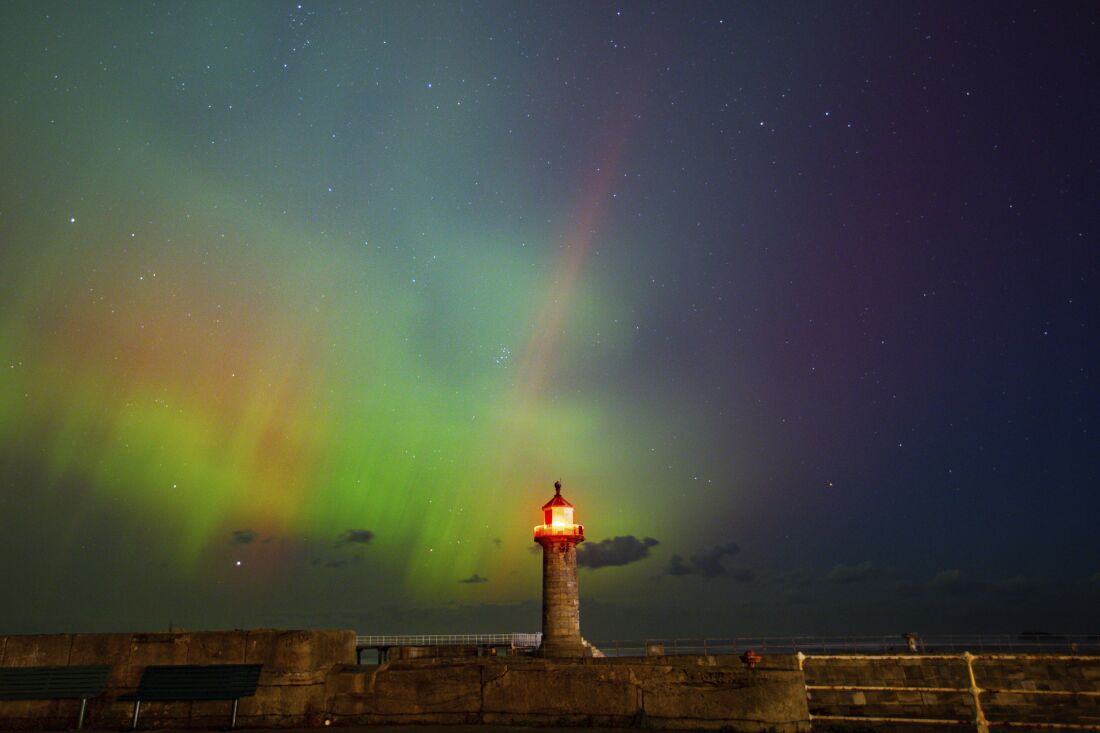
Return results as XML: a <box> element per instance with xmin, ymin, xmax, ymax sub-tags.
<box><xmin>356</xmin><ymin>633</ymin><xmax>542</xmax><ymax>649</ymax></box>
<box><xmin>588</xmin><ymin>634</ymin><xmax>1100</xmax><ymax>657</ymax></box>
<box><xmin>353</xmin><ymin>633</ymin><xmax>1100</xmax><ymax>656</ymax></box>
<box><xmin>533</xmin><ymin>523</ymin><xmax>584</xmax><ymax>540</ymax></box>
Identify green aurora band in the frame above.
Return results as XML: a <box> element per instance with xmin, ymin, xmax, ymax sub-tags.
<box><xmin>0</xmin><ymin>44</ymin><xmax>708</xmax><ymax>611</ymax></box>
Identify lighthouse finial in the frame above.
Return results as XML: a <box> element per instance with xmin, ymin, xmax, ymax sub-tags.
<box><xmin>554</xmin><ymin>479</ymin><xmax>562</xmax><ymax>494</ymax></box>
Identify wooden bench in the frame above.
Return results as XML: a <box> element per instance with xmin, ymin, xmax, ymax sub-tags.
<box><xmin>0</xmin><ymin>665</ymin><xmax>110</xmax><ymax>729</ymax></box>
<box><xmin>119</xmin><ymin>663</ymin><xmax>262</xmax><ymax>729</ymax></box>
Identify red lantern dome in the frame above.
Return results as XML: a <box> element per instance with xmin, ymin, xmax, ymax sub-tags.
<box><xmin>534</xmin><ymin>480</ymin><xmax>584</xmax><ymax>541</ymax></box>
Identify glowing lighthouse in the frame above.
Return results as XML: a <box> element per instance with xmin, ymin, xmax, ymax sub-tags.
<box><xmin>533</xmin><ymin>480</ymin><xmax>587</xmax><ymax>657</ymax></box>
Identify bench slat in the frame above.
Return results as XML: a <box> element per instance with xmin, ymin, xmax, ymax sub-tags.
<box><xmin>0</xmin><ymin>666</ymin><xmax>111</xmax><ymax>700</ymax></box>
<box><xmin>122</xmin><ymin>664</ymin><xmax>262</xmax><ymax>701</ymax></box>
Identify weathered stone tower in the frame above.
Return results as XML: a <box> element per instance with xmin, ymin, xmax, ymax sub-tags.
<box><xmin>533</xmin><ymin>480</ymin><xmax>587</xmax><ymax>657</ymax></box>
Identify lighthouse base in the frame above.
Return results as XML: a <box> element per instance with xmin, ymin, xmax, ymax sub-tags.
<box><xmin>537</xmin><ymin>637</ymin><xmax>589</xmax><ymax>658</ymax></box>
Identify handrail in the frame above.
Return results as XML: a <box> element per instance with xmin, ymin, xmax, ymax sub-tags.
<box><xmin>584</xmin><ymin>634</ymin><xmax>1100</xmax><ymax>656</ymax></box>
<box><xmin>352</xmin><ymin>633</ymin><xmax>1100</xmax><ymax>655</ymax></box>
<box><xmin>356</xmin><ymin>633</ymin><xmax>542</xmax><ymax>648</ymax></box>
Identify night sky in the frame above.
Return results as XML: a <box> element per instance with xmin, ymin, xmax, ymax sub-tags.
<box><xmin>1</xmin><ymin>2</ymin><xmax>1097</xmax><ymax>639</ymax></box>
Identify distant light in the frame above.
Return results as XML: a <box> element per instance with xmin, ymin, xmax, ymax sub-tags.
<box><xmin>235</xmin><ymin>560</ymin><xmax>242</xmax><ymax>566</ymax></box>
<box><xmin>69</xmin><ymin>216</ymin><xmax>76</xmax><ymax>223</ymax></box>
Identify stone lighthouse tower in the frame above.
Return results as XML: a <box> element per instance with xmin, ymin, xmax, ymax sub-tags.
<box><xmin>533</xmin><ymin>480</ymin><xmax>587</xmax><ymax>657</ymax></box>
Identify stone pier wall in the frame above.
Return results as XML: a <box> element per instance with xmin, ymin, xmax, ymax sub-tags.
<box><xmin>329</xmin><ymin>655</ymin><xmax>811</xmax><ymax>732</ymax></box>
<box><xmin>0</xmin><ymin>629</ymin><xmax>355</xmax><ymax>729</ymax></box>
<box><xmin>802</xmin><ymin>653</ymin><xmax>1100</xmax><ymax>731</ymax></box>
<box><xmin>2</xmin><ymin>629</ymin><xmax>1097</xmax><ymax>731</ymax></box>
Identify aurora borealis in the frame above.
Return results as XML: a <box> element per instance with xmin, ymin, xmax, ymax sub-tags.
<box><xmin>1</xmin><ymin>2</ymin><xmax>1097</xmax><ymax>637</ymax></box>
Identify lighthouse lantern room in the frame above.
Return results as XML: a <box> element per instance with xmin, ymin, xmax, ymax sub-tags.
<box><xmin>534</xmin><ymin>481</ymin><xmax>584</xmax><ymax>540</ymax></box>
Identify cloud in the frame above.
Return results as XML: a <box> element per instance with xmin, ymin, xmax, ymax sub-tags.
<box><xmin>492</xmin><ymin>538</ymin><xmax>503</xmax><ymax>549</ymax></box>
<box><xmin>769</xmin><ymin>568</ymin><xmax>815</xmax><ymax>602</ymax></box>
<box><xmin>230</xmin><ymin>529</ymin><xmax>257</xmax><ymax>546</ymax></box>
<box><xmin>336</xmin><ymin>529</ymin><xmax>375</xmax><ymax>547</ymax></box>
<box><xmin>930</xmin><ymin>568</ymin><xmax>985</xmax><ymax>595</ymax></box>
<box><xmin>924</xmin><ymin>569</ymin><xmax>1054</xmax><ymax>602</ymax></box>
<box><xmin>577</xmin><ymin>535</ymin><xmax>659</xmax><ymax>569</ymax></box>
<box><xmin>827</xmin><ymin>560</ymin><xmax>881</xmax><ymax>584</ymax></box>
<box><xmin>459</xmin><ymin>573</ymin><xmax>488</xmax><ymax>584</ymax></box>
<box><xmin>310</xmin><ymin>556</ymin><xmax>361</xmax><ymax>570</ymax></box>
<box><xmin>728</xmin><ymin>567</ymin><xmax>757</xmax><ymax>582</ymax></box>
<box><xmin>666</xmin><ymin>542</ymin><xmax>746</xmax><ymax>579</ymax></box>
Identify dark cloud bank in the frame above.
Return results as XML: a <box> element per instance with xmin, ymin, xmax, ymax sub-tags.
<box><xmin>827</xmin><ymin>560</ymin><xmax>881</xmax><ymax>584</ymax></box>
<box><xmin>577</xmin><ymin>536</ymin><xmax>659</xmax><ymax>569</ymax></box>
<box><xmin>230</xmin><ymin>529</ymin><xmax>256</xmax><ymax>546</ymax></box>
<box><xmin>667</xmin><ymin>542</ymin><xmax>754</xmax><ymax>581</ymax></box>
<box><xmin>336</xmin><ymin>529</ymin><xmax>375</xmax><ymax>547</ymax></box>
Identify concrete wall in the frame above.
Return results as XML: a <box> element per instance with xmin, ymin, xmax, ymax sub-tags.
<box><xmin>803</xmin><ymin>653</ymin><xmax>1100</xmax><ymax>731</ymax></box>
<box><xmin>0</xmin><ymin>629</ymin><xmax>355</xmax><ymax>729</ymax></box>
<box><xmin>328</xmin><ymin>655</ymin><xmax>811</xmax><ymax>732</ymax></box>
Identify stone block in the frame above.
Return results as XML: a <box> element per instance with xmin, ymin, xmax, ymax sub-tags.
<box><xmin>245</xmin><ymin>628</ymin><xmax>355</xmax><ymax>672</ymax></box>
<box><xmin>131</xmin><ymin>700</ymin><xmax>193</xmax><ymax>728</ymax></box>
<box><xmin>188</xmin><ymin>699</ymin><xmax>237</xmax><ymax>728</ymax></box>
<box><xmin>125</xmin><ymin>633</ymin><xmax>190</xmax><ymax>687</ymax></box>
<box><xmin>483</xmin><ymin>660</ymin><xmax>636</xmax><ymax>718</ymax></box>
<box><xmin>327</xmin><ymin>666</ymin><xmax>369</xmax><ymax>699</ymax></box>
<box><xmin>85</xmin><ymin>699</ymin><xmax>136</xmax><ymax>729</ymax></box>
<box><xmin>0</xmin><ymin>700</ymin><xmax>65</xmax><ymax>729</ymax></box>
<box><xmin>187</xmin><ymin>630</ymin><xmax>247</xmax><ymax>664</ymax></box>
<box><xmin>804</xmin><ymin>657</ymin><xmax>980</xmax><ymax>725</ymax></box>
<box><xmin>359</xmin><ymin>659</ymin><xmax>482</xmax><ymax>717</ymax></box>
<box><xmin>642</xmin><ymin>668</ymin><xmax>808</xmax><ymax>731</ymax></box>
<box><xmin>0</xmin><ymin>633</ymin><xmax>72</xmax><ymax>666</ymax></box>
<box><xmin>238</xmin><ymin>680</ymin><xmax>326</xmax><ymax>726</ymax></box>
<box><xmin>69</xmin><ymin>632</ymin><xmax>132</xmax><ymax>688</ymax></box>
